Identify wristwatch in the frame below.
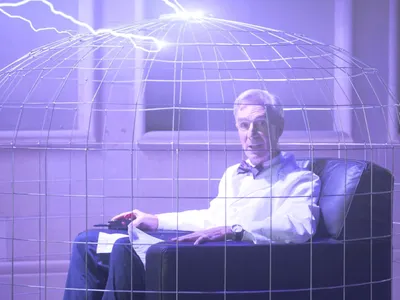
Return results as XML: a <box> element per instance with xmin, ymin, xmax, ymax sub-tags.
<box><xmin>231</xmin><ymin>224</ymin><xmax>244</xmax><ymax>241</ymax></box>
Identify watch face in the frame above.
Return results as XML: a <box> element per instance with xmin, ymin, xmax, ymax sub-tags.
<box><xmin>232</xmin><ymin>224</ymin><xmax>243</xmax><ymax>233</ymax></box>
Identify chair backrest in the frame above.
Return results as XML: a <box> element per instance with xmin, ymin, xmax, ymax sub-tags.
<box><xmin>296</xmin><ymin>158</ymin><xmax>393</xmax><ymax>240</ymax></box>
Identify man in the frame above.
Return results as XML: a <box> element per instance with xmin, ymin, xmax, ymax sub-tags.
<box><xmin>63</xmin><ymin>89</ymin><xmax>321</xmax><ymax>300</ymax></box>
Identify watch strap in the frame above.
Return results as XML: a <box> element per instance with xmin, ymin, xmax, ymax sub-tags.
<box><xmin>232</xmin><ymin>224</ymin><xmax>244</xmax><ymax>241</ymax></box>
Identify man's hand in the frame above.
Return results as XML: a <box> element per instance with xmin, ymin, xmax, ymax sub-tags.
<box><xmin>111</xmin><ymin>209</ymin><xmax>158</xmax><ymax>231</ymax></box>
<box><xmin>171</xmin><ymin>226</ymin><xmax>234</xmax><ymax>245</ymax></box>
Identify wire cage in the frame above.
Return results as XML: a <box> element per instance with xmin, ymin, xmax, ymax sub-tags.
<box><xmin>0</xmin><ymin>12</ymin><xmax>398</xmax><ymax>300</ymax></box>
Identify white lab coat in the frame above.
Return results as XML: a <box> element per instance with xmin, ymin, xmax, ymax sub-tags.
<box><xmin>157</xmin><ymin>151</ymin><xmax>321</xmax><ymax>244</ymax></box>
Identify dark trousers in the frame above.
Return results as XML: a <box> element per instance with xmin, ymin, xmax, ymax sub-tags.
<box><xmin>63</xmin><ymin>229</ymin><xmax>145</xmax><ymax>300</ymax></box>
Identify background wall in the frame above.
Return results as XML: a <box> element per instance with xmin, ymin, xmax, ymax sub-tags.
<box><xmin>0</xmin><ymin>0</ymin><xmax>398</xmax><ymax>299</ymax></box>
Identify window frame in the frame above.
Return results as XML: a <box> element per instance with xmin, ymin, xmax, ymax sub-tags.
<box><xmin>137</xmin><ymin>0</ymin><xmax>355</xmax><ymax>147</ymax></box>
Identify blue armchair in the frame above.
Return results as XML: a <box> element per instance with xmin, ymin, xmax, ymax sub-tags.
<box><xmin>144</xmin><ymin>158</ymin><xmax>394</xmax><ymax>300</ymax></box>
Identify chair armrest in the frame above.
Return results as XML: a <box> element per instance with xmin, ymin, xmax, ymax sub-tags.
<box><xmin>144</xmin><ymin>239</ymin><xmax>391</xmax><ymax>300</ymax></box>
<box><xmin>145</xmin><ymin>241</ymin><xmax>327</xmax><ymax>300</ymax></box>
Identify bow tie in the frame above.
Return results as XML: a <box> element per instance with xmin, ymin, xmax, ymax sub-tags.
<box><xmin>237</xmin><ymin>160</ymin><xmax>264</xmax><ymax>178</ymax></box>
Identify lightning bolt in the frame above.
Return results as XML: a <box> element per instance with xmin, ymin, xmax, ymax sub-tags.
<box><xmin>0</xmin><ymin>0</ymin><xmax>187</xmax><ymax>52</ymax></box>
<box><xmin>161</xmin><ymin>0</ymin><xmax>185</xmax><ymax>12</ymax></box>
<box><xmin>0</xmin><ymin>6</ymin><xmax>74</xmax><ymax>36</ymax></box>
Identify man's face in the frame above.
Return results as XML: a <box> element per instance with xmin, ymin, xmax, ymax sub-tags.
<box><xmin>236</xmin><ymin>104</ymin><xmax>279</xmax><ymax>165</ymax></box>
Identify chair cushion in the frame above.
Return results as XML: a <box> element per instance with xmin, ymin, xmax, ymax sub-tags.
<box><xmin>297</xmin><ymin>158</ymin><xmax>393</xmax><ymax>240</ymax></box>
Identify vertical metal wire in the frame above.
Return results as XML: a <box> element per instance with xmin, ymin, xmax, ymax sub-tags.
<box><xmin>39</xmin><ymin>148</ymin><xmax>44</xmax><ymax>300</ymax></box>
<box><xmin>10</xmin><ymin>148</ymin><xmax>15</xmax><ymax>300</ymax></box>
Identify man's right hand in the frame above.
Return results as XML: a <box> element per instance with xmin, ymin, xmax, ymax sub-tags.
<box><xmin>111</xmin><ymin>209</ymin><xmax>158</xmax><ymax>231</ymax></box>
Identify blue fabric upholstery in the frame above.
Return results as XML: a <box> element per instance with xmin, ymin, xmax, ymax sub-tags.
<box><xmin>144</xmin><ymin>158</ymin><xmax>394</xmax><ymax>300</ymax></box>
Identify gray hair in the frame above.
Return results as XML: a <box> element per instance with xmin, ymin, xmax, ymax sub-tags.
<box><xmin>233</xmin><ymin>89</ymin><xmax>284</xmax><ymax>126</ymax></box>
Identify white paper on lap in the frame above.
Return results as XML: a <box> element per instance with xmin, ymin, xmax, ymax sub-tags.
<box><xmin>128</xmin><ymin>223</ymin><xmax>164</xmax><ymax>266</ymax></box>
<box><xmin>95</xmin><ymin>224</ymin><xmax>164</xmax><ymax>266</ymax></box>
<box><xmin>96</xmin><ymin>232</ymin><xmax>129</xmax><ymax>254</ymax></box>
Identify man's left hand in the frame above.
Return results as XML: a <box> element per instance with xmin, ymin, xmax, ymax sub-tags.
<box><xmin>171</xmin><ymin>226</ymin><xmax>234</xmax><ymax>245</ymax></box>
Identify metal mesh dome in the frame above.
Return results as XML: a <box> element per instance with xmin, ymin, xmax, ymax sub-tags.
<box><xmin>0</xmin><ymin>12</ymin><xmax>398</xmax><ymax>300</ymax></box>
<box><xmin>1</xmin><ymin>14</ymin><xmax>398</xmax><ymax>148</ymax></box>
